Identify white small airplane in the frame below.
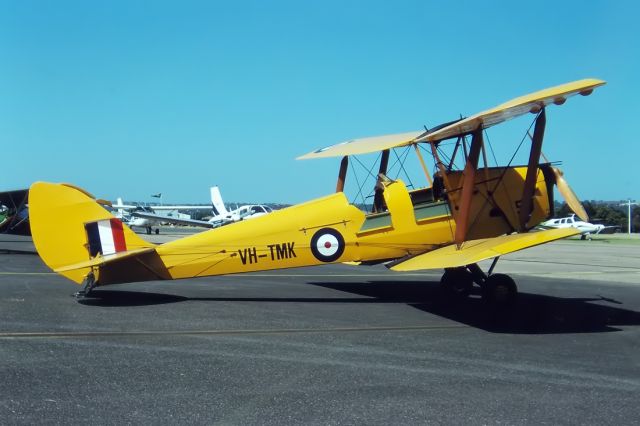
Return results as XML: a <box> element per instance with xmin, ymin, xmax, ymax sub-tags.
<box><xmin>109</xmin><ymin>202</ymin><xmax>176</xmax><ymax>235</ymax></box>
<box><xmin>216</xmin><ymin>203</ymin><xmax>273</xmax><ymax>224</ymax></box>
<box><xmin>539</xmin><ymin>214</ymin><xmax>607</xmax><ymax>240</ymax></box>
<box><xmin>119</xmin><ymin>186</ymin><xmax>274</xmax><ymax>232</ymax></box>
<box><xmin>110</xmin><ymin>187</ymin><xmax>226</xmax><ymax>234</ymax></box>
<box><xmin>116</xmin><ymin>206</ymin><xmax>163</xmax><ymax>235</ymax></box>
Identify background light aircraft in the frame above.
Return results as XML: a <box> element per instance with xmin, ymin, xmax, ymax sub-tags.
<box><xmin>129</xmin><ymin>187</ymin><xmax>273</xmax><ymax>229</ymax></box>
<box><xmin>0</xmin><ymin>189</ymin><xmax>30</xmax><ymax>235</ymax></box>
<box><xmin>109</xmin><ymin>187</ymin><xmax>226</xmax><ymax>234</ymax></box>
<box><xmin>539</xmin><ymin>214</ymin><xmax>614</xmax><ymax>240</ymax></box>
<box><xmin>114</xmin><ymin>205</ymin><xmax>163</xmax><ymax>235</ymax></box>
<box><xmin>28</xmin><ymin>79</ymin><xmax>605</xmax><ymax>308</ymax></box>
<box><xmin>212</xmin><ymin>203</ymin><xmax>273</xmax><ymax>224</ymax></box>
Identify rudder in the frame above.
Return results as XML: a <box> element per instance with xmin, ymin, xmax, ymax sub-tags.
<box><xmin>210</xmin><ymin>186</ymin><xmax>228</xmax><ymax>217</ymax></box>
<box><xmin>29</xmin><ymin>182</ymin><xmax>154</xmax><ymax>284</ymax></box>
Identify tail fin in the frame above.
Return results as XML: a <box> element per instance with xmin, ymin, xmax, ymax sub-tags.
<box><xmin>116</xmin><ymin>197</ymin><xmax>125</xmax><ymax>217</ymax></box>
<box><xmin>29</xmin><ymin>182</ymin><xmax>154</xmax><ymax>284</ymax></box>
<box><xmin>210</xmin><ymin>186</ymin><xmax>228</xmax><ymax>217</ymax></box>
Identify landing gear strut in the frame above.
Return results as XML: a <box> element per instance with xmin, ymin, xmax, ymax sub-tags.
<box><xmin>439</xmin><ymin>258</ymin><xmax>518</xmax><ymax>307</ymax></box>
<box><xmin>440</xmin><ymin>267</ymin><xmax>473</xmax><ymax>298</ymax></box>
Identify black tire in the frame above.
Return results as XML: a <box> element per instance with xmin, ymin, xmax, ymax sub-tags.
<box><xmin>482</xmin><ymin>273</ymin><xmax>517</xmax><ymax>307</ymax></box>
<box><xmin>440</xmin><ymin>267</ymin><xmax>473</xmax><ymax>298</ymax></box>
<box><xmin>155</xmin><ymin>228</ymin><xmax>160</xmax><ymax>235</ymax></box>
<box><xmin>146</xmin><ymin>227</ymin><xmax>152</xmax><ymax>235</ymax></box>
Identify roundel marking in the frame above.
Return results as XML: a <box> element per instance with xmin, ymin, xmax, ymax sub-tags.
<box><xmin>310</xmin><ymin>228</ymin><xmax>345</xmax><ymax>263</ymax></box>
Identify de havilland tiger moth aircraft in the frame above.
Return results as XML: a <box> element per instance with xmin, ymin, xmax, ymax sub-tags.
<box><xmin>28</xmin><ymin>78</ymin><xmax>605</xmax><ymax>306</ymax></box>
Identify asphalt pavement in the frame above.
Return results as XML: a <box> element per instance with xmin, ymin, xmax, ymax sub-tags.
<box><xmin>0</xmin><ymin>240</ymin><xmax>639</xmax><ymax>424</ymax></box>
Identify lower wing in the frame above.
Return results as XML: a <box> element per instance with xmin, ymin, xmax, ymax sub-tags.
<box><xmin>131</xmin><ymin>211</ymin><xmax>219</xmax><ymax>228</ymax></box>
<box><xmin>389</xmin><ymin>228</ymin><xmax>579</xmax><ymax>271</ymax></box>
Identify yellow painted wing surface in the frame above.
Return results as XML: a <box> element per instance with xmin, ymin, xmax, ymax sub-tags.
<box><xmin>298</xmin><ymin>78</ymin><xmax>605</xmax><ymax>159</ymax></box>
<box><xmin>296</xmin><ymin>131</ymin><xmax>425</xmax><ymax>160</ymax></box>
<box><xmin>417</xmin><ymin>79</ymin><xmax>605</xmax><ymax>143</ymax></box>
<box><xmin>390</xmin><ymin>228</ymin><xmax>579</xmax><ymax>271</ymax></box>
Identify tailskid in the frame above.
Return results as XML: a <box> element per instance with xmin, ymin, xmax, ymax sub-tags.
<box><xmin>73</xmin><ymin>271</ymin><xmax>96</xmax><ymax>299</ymax></box>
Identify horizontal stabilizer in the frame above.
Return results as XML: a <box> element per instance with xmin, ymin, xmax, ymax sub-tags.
<box><xmin>389</xmin><ymin>228</ymin><xmax>579</xmax><ymax>271</ymax></box>
<box><xmin>54</xmin><ymin>247</ymin><xmax>156</xmax><ymax>273</ymax></box>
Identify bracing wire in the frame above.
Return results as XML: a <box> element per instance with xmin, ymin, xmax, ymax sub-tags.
<box><xmin>350</xmin><ymin>153</ymin><xmax>382</xmax><ymax>211</ymax></box>
<box><xmin>484</xmin><ymin>129</ymin><xmax>499</xmax><ymax>167</ymax></box>
<box><xmin>348</xmin><ymin>158</ymin><xmax>366</xmax><ymax>207</ymax></box>
<box><xmin>390</xmin><ymin>147</ymin><xmax>415</xmax><ymax>189</ymax></box>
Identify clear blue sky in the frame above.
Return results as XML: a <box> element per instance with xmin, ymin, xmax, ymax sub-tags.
<box><xmin>2</xmin><ymin>0</ymin><xmax>638</xmax><ymax>204</ymax></box>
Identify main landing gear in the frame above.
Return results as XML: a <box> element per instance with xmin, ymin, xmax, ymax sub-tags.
<box><xmin>439</xmin><ymin>258</ymin><xmax>517</xmax><ymax>307</ymax></box>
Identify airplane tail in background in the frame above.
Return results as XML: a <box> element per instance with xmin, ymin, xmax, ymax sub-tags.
<box><xmin>29</xmin><ymin>182</ymin><xmax>155</xmax><ymax>284</ymax></box>
<box><xmin>210</xmin><ymin>186</ymin><xmax>228</xmax><ymax>217</ymax></box>
<box><xmin>116</xmin><ymin>197</ymin><xmax>125</xmax><ymax>216</ymax></box>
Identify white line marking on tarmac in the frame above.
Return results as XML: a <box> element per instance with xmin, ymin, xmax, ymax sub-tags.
<box><xmin>0</xmin><ymin>324</ymin><xmax>467</xmax><ymax>339</ymax></box>
<box><xmin>0</xmin><ymin>272</ymin><xmax>55</xmax><ymax>275</ymax></box>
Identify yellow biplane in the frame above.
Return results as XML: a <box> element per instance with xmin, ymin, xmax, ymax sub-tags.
<box><xmin>29</xmin><ymin>78</ymin><xmax>605</xmax><ymax>306</ymax></box>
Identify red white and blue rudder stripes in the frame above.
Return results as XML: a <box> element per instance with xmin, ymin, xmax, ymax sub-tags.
<box><xmin>85</xmin><ymin>218</ymin><xmax>127</xmax><ymax>257</ymax></box>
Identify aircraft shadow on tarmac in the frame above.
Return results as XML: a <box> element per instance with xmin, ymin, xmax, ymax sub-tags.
<box><xmin>310</xmin><ymin>280</ymin><xmax>640</xmax><ymax>334</ymax></box>
<box><xmin>79</xmin><ymin>280</ymin><xmax>640</xmax><ymax>334</ymax></box>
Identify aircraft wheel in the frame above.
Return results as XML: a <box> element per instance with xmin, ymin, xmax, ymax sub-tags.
<box><xmin>155</xmin><ymin>228</ymin><xmax>160</xmax><ymax>235</ymax></box>
<box><xmin>580</xmin><ymin>234</ymin><xmax>586</xmax><ymax>240</ymax></box>
<box><xmin>440</xmin><ymin>267</ymin><xmax>473</xmax><ymax>298</ymax></box>
<box><xmin>482</xmin><ymin>273</ymin><xmax>517</xmax><ymax>307</ymax></box>
<box><xmin>146</xmin><ymin>227</ymin><xmax>152</xmax><ymax>235</ymax></box>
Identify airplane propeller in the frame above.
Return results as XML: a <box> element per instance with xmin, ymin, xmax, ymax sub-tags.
<box><xmin>551</xmin><ymin>167</ymin><xmax>589</xmax><ymax>222</ymax></box>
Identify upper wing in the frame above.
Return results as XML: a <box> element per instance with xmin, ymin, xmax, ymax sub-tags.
<box><xmin>389</xmin><ymin>228</ymin><xmax>579</xmax><ymax>271</ymax></box>
<box><xmin>0</xmin><ymin>188</ymin><xmax>29</xmax><ymax>205</ymax></box>
<box><xmin>417</xmin><ymin>78</ymin><xmax>605</xmax><ymax>143</ymax></box>
<box><xmin>298</xmin><ymin>78</ymin><xmax>605</xmax><ymax>160</ymax></box>
<box><xmin>296</xmin><ymin>131</ymin><xmax>425</xmax><ymax>160</ymax></box>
